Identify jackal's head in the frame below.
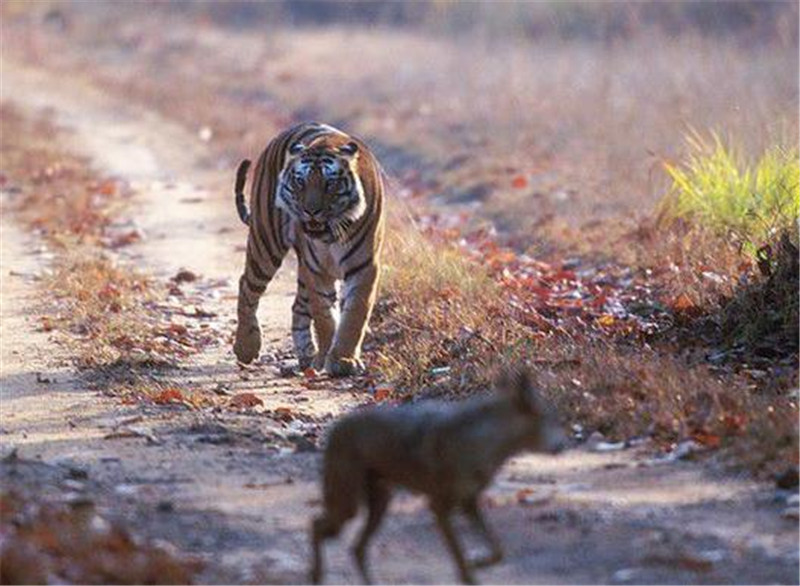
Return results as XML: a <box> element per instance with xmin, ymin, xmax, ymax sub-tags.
<box><xmin>496</xmin><ymin>367</ymin><xmax>569</xmax><ymax>454</ymax></box>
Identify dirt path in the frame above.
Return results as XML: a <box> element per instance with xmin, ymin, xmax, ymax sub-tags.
<box><xmin>1</xmin><ymin>60</ymin><xmax>798</xmax><ymax>585</ymax></box>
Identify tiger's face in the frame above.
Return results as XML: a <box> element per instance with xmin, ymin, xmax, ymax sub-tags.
<box><xmin>276</xmin><ymin>141</ymin><xmax>366</xmax><ymax>243</ymax></box>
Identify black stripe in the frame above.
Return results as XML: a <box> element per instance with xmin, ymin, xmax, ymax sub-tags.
<box><xmin>315</xmin><ymin>289</ymin><xmax>337</xmax><ymax>302</ymax></box>
<box><xmin>292</xmin><ymin>326</ymin><xmax>309</xmax><ymax>332</ymax></box>
<box><xmin>247</xmin><ymin>242</ymin><xmax>270</xmax><ymax>283</ymax></box>
<box><xmin>244</xmin><ymin>273</ymin><xmax>266</xmax><ymax>295</ymax></box>
<box><xmin>293</xmin><ymin>309</ymin><xmax>312</xmax><ymax>319</ymax></box>
<box><xmin>305</xmin><ymin>261</ymin><xmax>323</xmax><ymax>277</ymax></box>
<box><xmin>250</xmin><ymin>152</ymin><xmax>284</xmax><ymax>268</ymax></box>
<box><xmin>276</xmin><ymin>211</ymin><xmax>289</xmax><ymax>251</ymax></box>
<box><xmin>304</xmin><ymin>242</ymin><xmax>323</xmax><ymax>276</ymax></box>
<box><xmin>306</xmin><ymin>240</ymin><xmax>321</xmax><ymax>267</ymax></box>
<box><xmin>344</xmin><ymin>257</ymin><xmax>373</xmax><ymax>282</ymax></box>
<box><xmin>256</xmin><ymin>222</ymin><xmax>283</xmax><ymax>268</ymax></box>
<box><xmin>235</xmin><ymin>159</ymin><xmax>251</xmax><ymax>224</ymax></box>
<box><xmin>340</xmin><ymin>223</ymin><xmax>371</xmax><ymax>263</ymax></box>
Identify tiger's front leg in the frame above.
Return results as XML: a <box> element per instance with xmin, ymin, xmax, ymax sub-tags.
<box><xmin>324</xmin><ymin>262</ymin><xmax>379</xmax><ymax>377</ymax></box>
<box><xmin>234</xmin><ymin>232</ymin><xmax>286</xmax><ymax>364</ymax></box>
<box><xmin>308</xmin><ymin>273</ymin><xmax>339</xmax><ymax>372</ymax></box>
<box><xmin>292</xmin><ymin>265</ymin><xmax>338</xmax><ymax>371</ymax></box>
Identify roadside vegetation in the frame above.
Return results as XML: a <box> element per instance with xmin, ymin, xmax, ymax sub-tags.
<box><xmin>0</xmin><ymin>107</ymin><xmax>218</xmax><ymax>410</ymax></box>
<box><xmin>2</xmin><ymin>2</ymin><xmax>797</xmax><ymax>477</ymax></box>
<box><xmin>1</xmin><ymin>107</ymin><xmax>156</xmax><ymax>368</ymax></box>
<box><xmin>658</xmin><ymin>133</ymin><xmax>798</xmax><ymax>358</ymax></box>
<box><xmin>373</xmin><ymin>185</ymin><xmax>797</xmax><ymax>476</ymax></box>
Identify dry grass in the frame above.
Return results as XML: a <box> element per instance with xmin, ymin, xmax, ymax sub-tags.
<box><xmin>3</xmin><ymin>9</ymin><xmax>795</xmax><ymax>473</ymax></box>
<box><xmin>0</xmin><ymin>107</ymin><xmax>171</xmax><ymax>370</ymax></box>
<box><xmin>371</xmin><ymin>221</ymin><xmax>798</xmax><ymax>476</ymax></box>
<box><xmin>43</xmin><ymin>253</ymin><xmax>160</xmax><ymax>368</ymax></box>
<box><xmin>224</xmin><ymin>27</ymin><xmax>797</xmax><ymax>243</ymax></box>
<box><xmin>372</xmin><ymin>217</ymin><xmax>502</xmax><ymax>388</ymax></box>
<box><xmin>6</xmin><ymin>12</ymin><xmax>796</xmax><ymax>243</ymax></box>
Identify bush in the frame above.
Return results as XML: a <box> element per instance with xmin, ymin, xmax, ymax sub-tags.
<box><xmin>659</xmin><ymin>132</ymin><xmax>798</xmax><ymax>256</ymax></box>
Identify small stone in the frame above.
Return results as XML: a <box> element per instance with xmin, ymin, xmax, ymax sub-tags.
<box><xmin>670</xmin><ymin>440</ymin><xmax>703</xmax><ymax>461</ymax></box>
<box><xmin>157</xmin><ymin>500</ymin><xmax>174</xmax><ymax>513</ymax></box>
<box><xmin>63</xmin><ymin>492</ymin><xmax>94</xmax><ymax>509</ymax></box>
<box><xmin>775</xmin><ymin>467</ymin><xmax>799</xmax><ymax>490</ymax></box>
<box><xmin>66</xmin><ymin>465</ymin><xmax>88</xmax><ymax>480</ymax></box>
<box><xmin>611</xmin><ymin>568</ymin><xmax>639</xmax><ymax>583</ymax></box>
<box><xmin>287</xmin><ymin>434</ymin><xmax>317</xmax><ymax>453</ymax></box>
<box><xmin>62</xmin><ymin>479</ymin><xmax>85</xmax><ymax>491</ymax></box>
<box><xmin>173</xmin><ymin>269</ymin><xmax>198</xmax><ymax>283</ymax></box>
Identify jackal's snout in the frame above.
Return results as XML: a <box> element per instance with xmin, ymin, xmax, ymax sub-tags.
<box><xmin>542</xmin><ymin>419</ymin><xmax>570</xmax><ymax>454</ymax></box>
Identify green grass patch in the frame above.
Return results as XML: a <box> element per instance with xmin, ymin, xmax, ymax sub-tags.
<box><xmin>660</xmin><ymin>131</ymin><xmax>798</xmax><ymax>256</ymax></box>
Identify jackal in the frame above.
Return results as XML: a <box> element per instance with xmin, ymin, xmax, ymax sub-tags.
<box><xmin>310</xmin><ymin>368</ymin><xmax>568</xmax><ymax>584</ymax></box>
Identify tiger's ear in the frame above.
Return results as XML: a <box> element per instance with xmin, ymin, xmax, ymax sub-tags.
<box><xmin>289</xmin><ymin>142</ymin><xmax>306</xmax><ymax>156</ymax></box>
<box><xmin>339</xmin><ymin>141</ymin><xmax>359</xmax><ymax>157</ymax></box>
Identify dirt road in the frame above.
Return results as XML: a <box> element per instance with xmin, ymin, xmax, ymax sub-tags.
<box><xmin>1</xmin><ymin>60</ymin><xmax>798</xmax><ymax>585</ymax></box>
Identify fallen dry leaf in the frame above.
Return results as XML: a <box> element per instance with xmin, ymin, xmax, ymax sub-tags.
<box><xmin>152</xmin><ymin>388</ymin><xmax>185</xmax><ymax>405</ymax></box>
<box><xmin>374</xmin><ymin>387</ymin><xmax>392</xmax><ymax>401</ymax></box>
<box><xmin>511</xmin><ymin>175</ymin><xmax>528</xmax><ymax>189</ymax></box>
<box><xmin>273</xmin><ymin>406</ymin><xmax>295</xmax><ymax>421</ymax></box>
<box><xmin>671</xmin><ymin>293</ymin><xmax>696</xmax><ymax>312</ymax></box>
<box><xmin>97</xmin><ymin>179</ymin><xmax>117</xmax><ymax>196</ymax></box>
<box><xmin>596</xmin><ymin>314</ymin><xmax>616</xmax><ymax>327</ymax></box>
<box><xmin>229</xmin><ymin>392</ymin><xmax>264</xmax><ymax>409</ymax></box>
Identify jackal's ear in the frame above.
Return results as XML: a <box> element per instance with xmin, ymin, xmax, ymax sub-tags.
<box><xmin>497</xmin><ymin>366</ymin><xmax>540</xmax><ymax>413</ymax></box>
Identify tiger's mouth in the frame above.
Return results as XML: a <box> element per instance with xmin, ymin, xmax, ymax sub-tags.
<box><xmin>303</xmin><ymin>219</ymin><xmax>329</xmax><ymax>238</ymax></box>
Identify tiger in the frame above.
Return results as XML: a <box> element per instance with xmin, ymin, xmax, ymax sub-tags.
<box><xmin>233</xmin><ymin>122</ymin><xmax>385</xmax><ymax>377</ymax></box>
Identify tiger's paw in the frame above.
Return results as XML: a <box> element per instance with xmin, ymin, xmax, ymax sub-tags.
<box><xmin>298</xmin><ymin>355</ymin><xmax>317</xmax><ymax>372</ymax></box>
<box><xmin>233</xmin><ymin>323</ymin><xmax>261</xmax><ymax>364</ymax></box>
<box><xmin>324</xmin><ymin>356</ymin><xmax>364</xmax><ymax>378</ymax></box>
<box><xmin>311</xmin><ymin>354</ymin><xmax>326</xmax><ymax>372</ymax></box>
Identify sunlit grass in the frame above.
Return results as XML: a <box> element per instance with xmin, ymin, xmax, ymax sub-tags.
<box><xmin>660</xmin><ymin>132</ymin><xmax>799</xmax><ymax>255</ymax></box>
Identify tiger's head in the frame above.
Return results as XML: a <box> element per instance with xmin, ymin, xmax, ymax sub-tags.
<box><xmin>276</xmin><ymin>139</ymin><xmax>366</xmax><ymax>244</ymax></box>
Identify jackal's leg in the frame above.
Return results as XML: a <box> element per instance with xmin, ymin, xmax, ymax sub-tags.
<box><xmin>234</xmin><ymin>234</ymin><xmax>286</xmax><ymax>363</ymax></box>
<box><xmin>325</xmin><ymin>262</ymin><xmax>378</xmax><ymax>377</ymax></box>
<box><xmin>352</xmin><ymin>479</ymin><xmax>391</xmax><ymax>584</ymax></box>
<box><xmin>462</xmin><ymin>498</ymin><xmax>503</xmax><ymax>568</ymax></box>
<box><xmin>311</xmin><ymin>454</ymin><xmax>362</xmax><ymax>585</ymax></box>
<box><xmin>432</xmin><ymin>502</ymin><xmax>477</xmax><ymax>585</ymax></box>
<box><xmin>310</xmin><ymin>514</ymin><xmax>345</xmax><ymax>585</ymax></box>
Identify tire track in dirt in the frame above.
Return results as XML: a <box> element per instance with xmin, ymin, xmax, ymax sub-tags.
<box><xmin>1</xmin><ymin>59</ymin><xmax>798</xmax><ymax>585</ymax></box>
<box><xmin>1</xmin><ymin>59</ymin><xmax>368</xmax><ymax>582</ymax></box>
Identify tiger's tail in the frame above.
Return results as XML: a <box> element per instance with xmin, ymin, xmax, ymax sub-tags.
<box><xmin>235</xmin><ymin>159</ymin><xmax>252</xmax><ymax>225</ymax></box>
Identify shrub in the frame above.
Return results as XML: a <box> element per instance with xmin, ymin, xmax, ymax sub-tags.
<box><xmin>660</xmin><ymin>131</ymin><xmax>799</xmax><ymax>256</ymax></box>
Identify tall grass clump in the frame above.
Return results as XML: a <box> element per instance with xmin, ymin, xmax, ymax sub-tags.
<box><xmin>371</xmin><ymin>214</ymin><xmax>503</xmax><ymax>391</ymax></box>
<box><xmin>659</xmin><ymin>132</ymin><xmax>799</xmax><ymax>354</ymax></box>
<box><xmin>660</xmin><ymin>131</ymin><xmax>798</xmax><ymax>255</ymax></box>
